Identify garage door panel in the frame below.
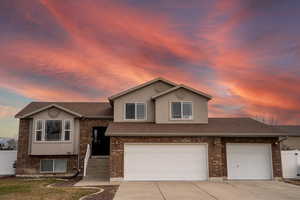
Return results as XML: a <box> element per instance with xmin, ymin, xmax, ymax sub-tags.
<box><xmin>124</xmin><ymin>144</ymin><xmax>208</xmax><ymax>181</ymax></box>
<box><xmin>227</xmin><ymin>144</ymin><xmax>272</xmax><ymax>180</ymax></box>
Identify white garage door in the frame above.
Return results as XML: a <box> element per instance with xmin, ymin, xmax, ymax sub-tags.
<box><xmin>124</xmin><ymin>144</ymin><xmax>208</xmax><ymax>181</ymax></box>
<box><xmin>227</xmin><ymin>144</ymin><xmax>272</xmax><ymax>180</ymax></box>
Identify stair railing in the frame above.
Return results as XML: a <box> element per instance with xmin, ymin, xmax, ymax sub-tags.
<box><xmin>83</xmin><ymin>144</ymin><xmax>91</xmax><ymax>177</ymax></box>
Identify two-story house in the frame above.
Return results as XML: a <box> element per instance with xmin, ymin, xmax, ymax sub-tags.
<box><xmin>15</xmin><ymin>77</ymin><xmax>290</xmax><ymax>181</ymax></box>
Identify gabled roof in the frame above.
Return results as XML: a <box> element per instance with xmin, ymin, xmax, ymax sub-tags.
<box><xmin>152</xmin><ymin>84</ymin><xmax>212</xmax><ymax>100</ymax></box>
<box><xmin>15</xmin><ymin>102</ymin><xmax>113</xmax><ymax>119</ymax></box>
<box><xmin>108</xmin><ymin>77</ymin><xmax>177</xmax><ymax>101</ymax></box>
<box><xmin>105</xmin><ymin>118</ymin><xmax>288</xmax><ymax>136</ymax></box>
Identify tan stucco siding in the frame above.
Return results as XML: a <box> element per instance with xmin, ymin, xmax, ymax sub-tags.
<box><xmin>30</xmin><ymin>108</ymin><xmax>79</xmax><ymax>155</ymax></box>
<box><xmin>113</xmin><ymin>81</ymin><xmax>174</xmax><ymax>122</ymax></box>
<box><xmin>155</xmin><ymin>88</ymin><xmax>208</xmax><ymax>124</ymax></box>
<box><xmin>281</xmin><ymin>137</ymin><xmax>300</xmax><ymax>150</ymax></box>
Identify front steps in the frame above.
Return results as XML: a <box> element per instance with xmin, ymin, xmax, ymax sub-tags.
<box><xmin>83</xmin><ymin>157</ymin><xmax>109</xmax><ymax>181</ymax></box>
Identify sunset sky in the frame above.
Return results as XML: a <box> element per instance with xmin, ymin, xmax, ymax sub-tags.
<box><xmin>1</xmin><ymin>0</ymin><xmax>300</xmax><ymax>138</ymax></box>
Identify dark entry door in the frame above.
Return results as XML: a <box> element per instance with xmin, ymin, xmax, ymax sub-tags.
<box><xmin>92</xmin><ymin>127</ymin><xmax>110</xmax><ymax>156</ymax></box>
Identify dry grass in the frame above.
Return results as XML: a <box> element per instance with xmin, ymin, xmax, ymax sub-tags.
<box><xmin>0</xmin><ymin>177</ymin><xmax>97</xmax><ymax>200</ymax></box>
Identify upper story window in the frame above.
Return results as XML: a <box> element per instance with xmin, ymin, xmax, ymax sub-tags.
<box><xmin>171</xmin><ymin>101</ymin><xmax>193</xmax><ymax>120</ymax></box>
<box><xmin>125</xmin><ymin>103</ymin><xmax>146</xmax><ymax>120</ymax></box>
<box><xmin>35</xmin><ymin>119</ymin><xmax>72</xmax><ymax>142</ymax></box>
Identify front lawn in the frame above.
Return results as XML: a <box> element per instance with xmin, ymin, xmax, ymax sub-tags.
<box><xmin>0</xmin><ymin>177</ymin><xmax>97</xmax><ymax>200</ymax></box>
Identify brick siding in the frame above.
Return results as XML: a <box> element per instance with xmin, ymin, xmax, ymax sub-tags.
<box><xmin>78</xmin><ymin>119</ymin><xmax>111</xmax><ymax>172</ymax></box>
<box><xmin>110</xmin><ymin>136</ymin><xmax>282</xmax><ymax>179</ymax></box>
<box><xmin>16</xmin><ymin>120</ymin><xmax>77</xmax><ymax>175</ymax></box>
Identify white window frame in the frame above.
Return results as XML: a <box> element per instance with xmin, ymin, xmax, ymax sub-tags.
<box><xmin>170</xmin><ymin>101</ymin><xmax>193</xmax><ymax>120</ymax></box>
<box><xmin>35</xmin><ymin>119</ymin><xmax>44</xmax><ymax>142</ymax></box>
<box><xmin>40</xmin><ymin>159</ymin><xmax>67</xmax><ymax>173</ymax></box>
<box><xmin>63</xmin><ymin>119</ymin><xmax>72</xmax><ymax>141</ymax></box>
<box><xmin>124</xmin><ymin>102</ymin><xmax>147</xmax><ymax>121</ymax></box>
<box><xmin>34</xmin><ymin>119</ymin><xmax>72</xmax><ymax>142</ymax></box>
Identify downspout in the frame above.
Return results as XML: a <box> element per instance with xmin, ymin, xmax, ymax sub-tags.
<box><xmin>77</xmin><ymin>117</ymin><xmax>82</xmax><ymax>171</ymax></box>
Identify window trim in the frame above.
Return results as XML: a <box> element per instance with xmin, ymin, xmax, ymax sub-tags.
<box><xmin>63</xmin><ymin>119</ymin><xmax>72</xmax><ymax>141</ymax></box>
<box><xmin>40</xmin><ymin>159</ymin><xmax>67</xmax><ymax>173</ymax></box>
<box><xmin>35</xmin><ymin>119</ymin><xmax>44</xmax><ymax>142</ymax></box>
<box><xmin>124</xmin><ymin>102</ymin><xmax>147</xmax><ymax>121</ymax></box>
<box><xmin>170</xmin><ymin>101</ymin><xmax>193</xmax><ymax>120</ymax></box>
<box><xmin>34</xmin><ymin>119</ymin><xmax>72</xmax><ymax>143</ymax></box>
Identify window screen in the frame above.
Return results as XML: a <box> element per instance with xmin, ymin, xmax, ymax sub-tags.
<box><xmin>183</xmin><ymin>102</ymin><xmax>192</xmax><ymax>119</ymax></box>
<box><xmin>136</xmin><ymin>103</ymin><xmax>145</xmax><ymax>119</ymax></box>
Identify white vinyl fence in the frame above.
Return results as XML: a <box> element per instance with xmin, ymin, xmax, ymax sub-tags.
<box><xmin>0</xmin><ymin>151</ymin><xmax>17</xmax><ymax>175</ymax></box>
<box><xmin>281</xmin><ymin>150</ymin><xmax>300</xmax><ymax>179</ymax></box>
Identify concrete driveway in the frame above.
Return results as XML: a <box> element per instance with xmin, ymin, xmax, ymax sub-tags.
<box><xmin>113</xmin><ymin>181</ymin><xmax>300</xmax><ymax>200</ymax></box>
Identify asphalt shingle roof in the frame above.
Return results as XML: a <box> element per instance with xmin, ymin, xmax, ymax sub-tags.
<box><xmin>15</xmin><ymin>102</ymin><xmax>113</xmax><ymax>118</ymax></box>
<box><xmin>106</xmin><ymin>118</ymin><xmax>288</xmax><ymax>136</ymax></box>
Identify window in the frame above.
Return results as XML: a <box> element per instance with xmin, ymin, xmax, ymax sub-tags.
<box><xmin>171</xmin><ymin>102</ymin><xmax>193</xmax><ymax>120</ymax></box>
<box><xmin>35</xmin><ymin>120</ymin><xmax>72</xmax><ymax>141</ymax></box>
<box><xmin>40</xmin><ymin>159</ymin><xmax>67</xmax><ymax>173</ymax></box>
<box><xmin>125</xmin><ymin>103</ymin><xmax>135</xmax><ymax>119</ymax></box>
<box><xmin>35</xmin><ymin>120</ymin><xmax>43</xmax><ymax>141</ymax></box>
<box><xmin>64</xmin><ymin>120</ymin><xmax>71</xmax><ymax>141</ymax></box>
<box><xmin>45</xmin><ymin>120</ymin><xmax>62</xmax><ymax>141</ymax></box>
<box><xmin>125</xmin><ymin>103</ymin><xmax>146</xmax><ymax>120</ymax></box>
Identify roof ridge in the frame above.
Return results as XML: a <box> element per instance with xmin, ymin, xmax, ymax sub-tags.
<box><xmin>152</xmin><ymin>84</ymin><xmax>212</xmax><ymax>100</ymax></box>
<box><xmin>108</xmin><ymin>77</ymin><xmax>178</xmax><ymax>101</ymax></box>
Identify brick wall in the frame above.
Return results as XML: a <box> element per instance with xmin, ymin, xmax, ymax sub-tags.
<box><xmin>110</xmin><ymin>136</ymin><xmax>222</xmax><ymax>178</ymax></box>
<box><xmin>110</xmin><ymin>136</ymin><xmax>282</xmax><ymax>179</ymax></box>
<box><xmin>221</xmin><ymin>137</ymin><xmax>282</xmax><ymax>178</ymax></box>
<box><xmin>16</xmin><ymin>119</ymin><xmax>78</xmax><ymax>175</ymax></box>
<box><xmin>16</xmin><ymin>118</ymin><xmax>112</xmax><ymax>176</ymax></box>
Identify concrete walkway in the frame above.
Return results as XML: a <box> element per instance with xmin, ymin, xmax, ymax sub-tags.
<box><xmin>113</xmin><ymin>181</ymin><xmax>300</xmax><ymax>200</ymax></box>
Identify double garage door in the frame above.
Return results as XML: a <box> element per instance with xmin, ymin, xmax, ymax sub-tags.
<box><xmin>124</xmin><ymin>143</ymin><xmax>273</xmax><ymax>181</ymax></box>
<box><xmin>124</xmin><ymin>144</ymin><xmax>208</xmax><ymax>181</ymax></box>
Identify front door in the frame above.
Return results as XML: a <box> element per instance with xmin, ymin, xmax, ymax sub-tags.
<box><xmin>92</xmin><ymin>127</ymin><xmax>110</xmax><ymax>156</ymax></box>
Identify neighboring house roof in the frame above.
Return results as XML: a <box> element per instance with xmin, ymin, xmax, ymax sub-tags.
<box><xmin>15</xmin><ymin>102</ymin><xmax>113</xmax><ymax>119</ymax></box>
<box><xmin>275</xmin><ymin>125</ymin><xmax>300</xmax><ymax>136</ymax></box>
<box><xmin>106</xmin><ymin>118</ymin><xmax>288</xmax><ymax>136</ymax></box>
<box><xmin>108</xmin><ymin>77</ymin><xmax>178</xmax><ymax>101</ymax></box>
<box><xmin>151</xmin><ymin>84</ymin><xmax>212</xmax><ymax>100</ymax></box>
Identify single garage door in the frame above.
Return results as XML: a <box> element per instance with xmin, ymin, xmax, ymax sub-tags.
<box><xmin>227</xmin><ymin>143</ymin><xmax>273</xmax><ymax>180</ymax></box>
<box><xmin>124</xmin><ymin>144</ymin><xmax>208</xmax><ymax>181</ymax></box>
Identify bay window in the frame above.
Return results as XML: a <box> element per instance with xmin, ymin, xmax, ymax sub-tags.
<box><xmin>35</xmin><ymin>119</ymin><xmax>72</xmax><ymax>142</ymax></box>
